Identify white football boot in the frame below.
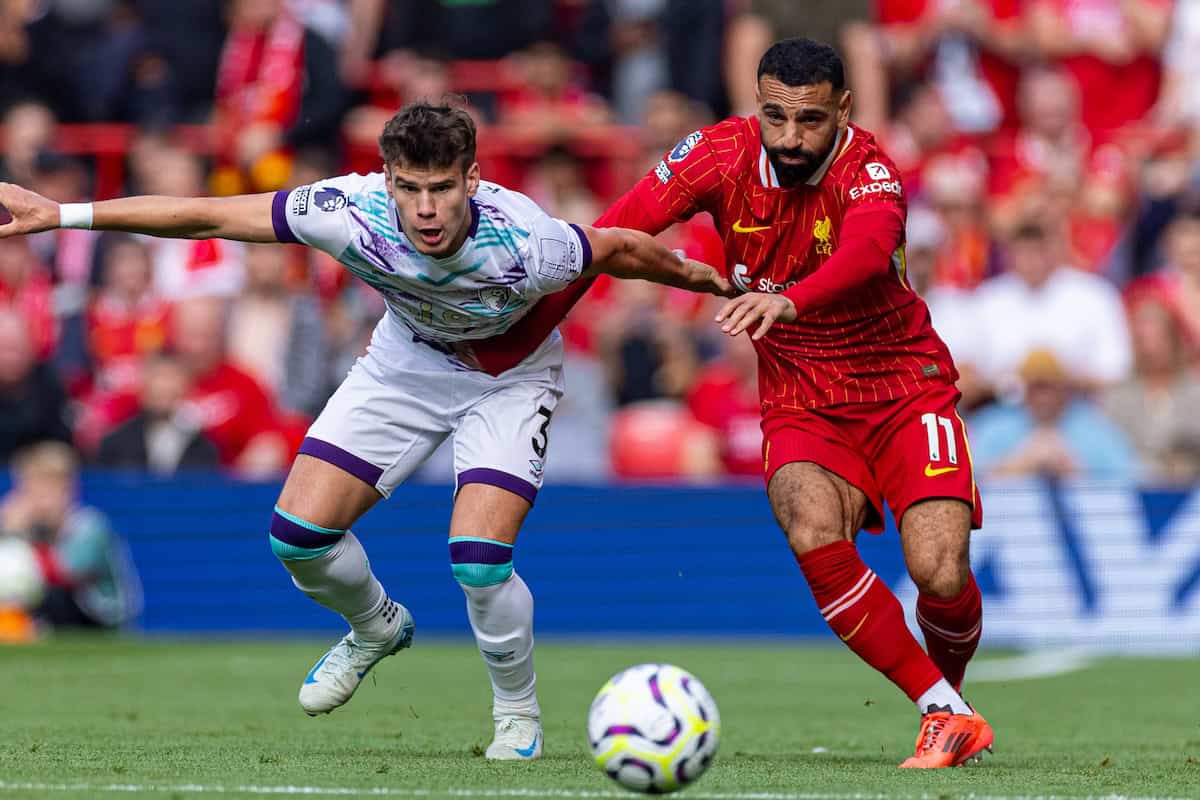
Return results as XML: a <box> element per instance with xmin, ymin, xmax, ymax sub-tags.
<box><xmin>298</xmin><ymin>602</ymin><xmax>414</xmax><ymax>715</ymax></box>
<box><xmin>485</xmin><ymin>715</ymin><xmax>543</xmax><ymax>760</ymax></box>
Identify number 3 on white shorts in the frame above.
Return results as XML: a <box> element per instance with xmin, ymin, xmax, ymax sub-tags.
<box><xmin>531</xmin><ymin>405</ymin><xmax>553</xmax><ymax>459</ymax></box>
<box><xmin>920</xmin><ymin>413</ymin><xmax>958</xmax><ymax>465</ymax></box>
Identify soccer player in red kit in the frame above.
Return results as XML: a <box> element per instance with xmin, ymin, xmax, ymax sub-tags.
<box><xmin>468</xmin><ymin>38</ymin><xmax>993</xmax><ymax>768</ymax></box>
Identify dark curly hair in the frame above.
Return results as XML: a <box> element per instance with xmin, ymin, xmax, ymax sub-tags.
<box><xmin>757</xmin><ymin>38</ymin><xmax>845</xmax><ymax>92</ymax></box>
<box><xmin>378</xmin><ymin>99</ymin><xmax>477</xmax><ymax>172</ymax></box>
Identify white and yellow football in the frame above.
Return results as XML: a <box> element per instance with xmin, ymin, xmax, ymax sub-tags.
<box><xmin>587</xmin><ymin>663</ymin><xmax>720</xmax><ymax>794</ymax></box>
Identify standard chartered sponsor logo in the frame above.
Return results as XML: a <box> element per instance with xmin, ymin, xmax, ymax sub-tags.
<box><xmin>731</xmin><ymin>263</ymin><xmax>799</xmax><ymax>294</ymax></box>
<box><xmin>731</xmin><ymin>263</ymin><xmax>752</xmax><ymax>292</ymax></box>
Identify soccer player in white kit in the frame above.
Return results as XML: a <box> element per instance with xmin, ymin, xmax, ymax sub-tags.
<box><xmin>0</xmin><ymin>101</ymin><xmax>732</xmax><ymax>759</ymax></box>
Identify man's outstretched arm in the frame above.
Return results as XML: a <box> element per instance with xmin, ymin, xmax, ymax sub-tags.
<box><xmin>0</xmin><ymin>182</ymin><xmax>280</xmax><ymax>242</ymax></box>
<box><xmin>469</xmin><ymin>185</ymin><xmax>683</xmax><ymax>375</ymax></box>
<box><xmin>580</xmin><ymin>225</ymin><xmax>731</xmax><ymax>297</ymax></box>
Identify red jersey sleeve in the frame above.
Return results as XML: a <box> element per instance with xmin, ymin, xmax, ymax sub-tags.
<box><xmin>782</xmin><ymin>155</ymin><xmax>906</xmax><ymax>314</ymax></box>
<box><xmin>471</xmin><ymin>129</ymin><xmax>724</xmax><ymax>376</ymax></box>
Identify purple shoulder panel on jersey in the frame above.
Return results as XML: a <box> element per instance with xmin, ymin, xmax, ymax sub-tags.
<box><xmin>568</xmin><ymin>223</ymin><xmax>592</xmax><ymax>269</ymax></box>
<box><xmin>272</xmin><ymin>190</ymin><xmax>299</xmax><ymax>244</ymax></box>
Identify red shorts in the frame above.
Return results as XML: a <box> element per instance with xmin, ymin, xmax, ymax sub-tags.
<box><xmin>761</xmin><ymin>382</ymin><xmax>983</xmax><ymax>533</ymax></box>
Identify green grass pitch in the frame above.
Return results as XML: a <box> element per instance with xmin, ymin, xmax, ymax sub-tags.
<box><xmin>0</xmin><ymin>637</ymin><xmax>1196</xmax><ymax>799</ymax></box>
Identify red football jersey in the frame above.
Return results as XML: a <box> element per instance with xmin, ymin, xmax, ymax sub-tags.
<box><xmin>614</xmin><ymin>116</ymin><xmax>957</xmax><ymax>413</ymax></box>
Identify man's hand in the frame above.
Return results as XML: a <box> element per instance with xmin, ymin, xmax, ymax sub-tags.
<box><xmin>680</xmin><ymin>258</ymin><xmax>735</xmax><ymax>297</ymax></box>
<box><xmin>715</xmin><ymin>291</ymin><xmax>797</xmax><ymax>340</ymax></box>
<box><xmin>0</xmin><ymin>183</ymin><xmax>60</xmax><ymax>238</ymax></box>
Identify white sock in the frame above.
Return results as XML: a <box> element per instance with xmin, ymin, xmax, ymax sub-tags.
<box><xmin>916</xmin><ymin>678</ymin><xmax>973</xmax><ymax>715</ymax></box>
<box><xmin>281</xmin><ymin>531</ymin><xmax>395</xmax><ymax>642</ymax></box>
<box><xmin>460</xmin><ymin>571</ymin><xmax>540</xmax><ymax>720</ymax></box>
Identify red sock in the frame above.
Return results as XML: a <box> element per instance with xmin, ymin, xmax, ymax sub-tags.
<box><xmin>796</xmin><ymin>541</ymin><xmax>942</xmax><ymax>702</ymax></box>
<box><xmin>916</xmin><ymin>573</ymin><xmax>982</xmax><ymax>692</ymax></box>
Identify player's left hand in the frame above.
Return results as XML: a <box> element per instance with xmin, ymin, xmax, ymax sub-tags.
<box><xmin>715</xmin><ymin>292</ymin><xmax>797</xmax><ymax>340</ymax></box>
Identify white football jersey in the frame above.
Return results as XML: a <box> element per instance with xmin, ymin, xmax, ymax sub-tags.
<box><xmin>272</xmin><ymin>174</ymin><xmax>591</xmax><ymax>342</ymax></box>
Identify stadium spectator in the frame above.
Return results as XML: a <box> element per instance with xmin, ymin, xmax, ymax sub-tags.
<box><xmin>340</xmin><ymin>0</ymin><xmax>554</xmax><ymax>81</ymax></box>
<box><xmin>134</xmin><ymin>145</ymin><xmax>246</xmax><ymax>300</ymax></box>
<box><xmin>27</xmin><ymin>152</ymin><xmax>99</xmax><ymax>385</ymax></box>
<box><xmin>343</xmin><ymin>48</ymin><xmax>455</xmax><ymax>170</ymax></box>
<box><xmin>639</xmin><ymin>89</ymin><xmax>714</xmax><ymax>158</ymax></box>
<box><xmin>1104</xmin><ymin>292</ymin><xmax>1200</xmax><ymax>484</ymax></box>
<box><xmin>227</xmin><ymin>243</ymin><xmax>329</xmax><ymax>419</ymax></box>
<box><xmin>69</xmin><ymin>234</ymin><xmax>171</xmax><ymax>455</ymax></box>
<box><xmin>901</xmin><ymin>206</ymin><xmax>991</xmax><ymax>410</ymax></box>
<box><xmin>1027</xmin><ymin>0</ymin><xmax>1171</xmax><ymax>142</ymax></box>
<box><xmin>725</xmin><ymin>0</ymin><xmax>871</xmax><ymax>116</ymax></box>
<box><xmin>921</xmin><ymin>151</ymin><xmax>995</xmax><ymax>289</ymax></box>
<box><xmin>967</xmin><ymin>221</ymin><xmax>1131</xmax><ymax>396</ymax></box>
<box><xmin>878</xmin><ymin>82</ymin><xmax>960</xmax><ymax>200</ymax></box>
<box><xmin>0</xmin><ymin>100</ymin><xmax>56</xmax><ymax>186</ymax></box>
<box><xmin>686</xmin><ymin>331</ymin><xmax>762</xmax><ymax>476</ymax></box>
<box><xmin>986</xmin><ymin>67</ymin><xmax>1089</xmax><ymax>207</ymax></box>
<box><xmin>0</xmin><ymin>234</ymin><xmax>55</xmax><ymax>360</ymax></box>
<box><xmin>596</xmin><ymin>278</ymin><xmax>700</xmax><ymax>406</ymax></box>
<box><xmin>574</xmin><ymin>0</ymin><xmax>725</xmax><ymax>124</ymax></box>
<box><xmin>0</xmin><ymin>441</ymin><xmax>140</xmax><ymax>629</ymax></box>
<box><xmin>76</xmin><ymin>0</ymin><xmax>178</xmax><ymax>126</ymax></box>
<box><xmin>968</xmin><ymin>348</ymin><xmax>1139</xmax><ymax>480</ymax></box>
<box><xmin>96</xmin><ymin>352</ymin><xmax>219</xmax><ymax>474</ymax></box>
<box><xmin>86</xmin><ymin>235</ymin><xmax>170</xmax><ymax>398</ymax></box>
<box><xmin>130</xmin><ymin>0</ymin><xmax>225</xmax><ymax>123</ymax></box>
<box><xmin>498</xmin><ymin>41</ymin><xmax>610</xmax><ymax>147</ymax></box>
<box><xmin>841</xmin><ymin>0</ymin><xmax>1027</xmax><ymax>134</ymax></box>
<box><xmin>211</xmin><ymin>0</ymin><xmax>349</xmax><ymax>195</ymax></box>
<box><xmin>522</xmin><ymin>144</ymin><xmax>601</xmax><ymax>224</ymax></box>
<box><xmin>0</xmin><ymin>1</ymin><xmax>73</xmax><ymax>119</ymax></box>
<box><xmin>0</xmin><ymin>310</ymin><xmax>70</xmax><ymax>463</ymax></box>
<box><xmin>171</xmin><ymin>296</ymin><xmax>292</xmax><ymax>474</ymax></box>
<box><xmin>1134</xmin><ymin>209</ymin><xmax>1200</xmax><ymax>345</ymax></box>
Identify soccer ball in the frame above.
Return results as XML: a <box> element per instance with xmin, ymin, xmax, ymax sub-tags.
<box><xmin>587</xmin><ymin>663</ymin><xmax>720</xmax><ymax>794</ymax></box>
<box><xmin>0</xmin><ymin>537</ymin><xmax>46</xmax><ymax>608</ymax></box>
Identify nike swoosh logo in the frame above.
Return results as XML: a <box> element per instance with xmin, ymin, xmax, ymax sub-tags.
<box><xmin>515</xmin><ymin>734</ymin><xmax>539</xmax><ymax>758</ymax></box>
<box><xmin>303</xmin><ymin>654</ymin><xmax>329</xmax><ymax>685</ymax></box>
<box><xmin>417</xmin><ymin>260</ymin><xmax>484</xmax><ymax>286</ymax></box>
<box><xmin>732</xmin><ymin>221</ymin><xmax>771</xmax><ymax>234</ymax></box>
<box><xmin>925</xmin><ymin>464</ymin><xmax>960</xmax><ymax>477</ymax></box>
<box><xmin>840</xmin><ymin>613</ymin><xmax>869</xmax><ymax>642</ymax></box>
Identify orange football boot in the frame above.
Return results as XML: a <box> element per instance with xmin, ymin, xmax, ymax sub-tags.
<box><xmin>899</xmin><ymin>707</ymin><xmax>994</xmax><ymax>768</ymax></box>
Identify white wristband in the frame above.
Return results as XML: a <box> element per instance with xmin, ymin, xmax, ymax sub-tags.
<box><xmin>59</xmin><ymin>202</ymin><xmax>93</xmax><ymax>230</ymax></box>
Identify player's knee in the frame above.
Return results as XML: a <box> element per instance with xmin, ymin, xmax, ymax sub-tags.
<box><xmin>269</xmin><ymin>506</ymin><xmax>346</xmax><ymax>561</ymax></box>
<box><xmin>908</xmin><ymin>552</ymin><xmax>969</xmax><ymax>598</ymax></box>
<box><xmin>449</xmin><ymin>536</ymin><xmax>514</xmax><ymax>588</ymax></box>
<box><xmin>782</xmin><ymin>513</ymin><xmax>850</xmax><ymax>557</ymax></box>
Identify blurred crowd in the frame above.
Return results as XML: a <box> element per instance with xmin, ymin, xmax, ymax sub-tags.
<box><xmin>0</xmin><ymin>0</ymin><xmax>1199</xmax><ymax>491</ymax></box>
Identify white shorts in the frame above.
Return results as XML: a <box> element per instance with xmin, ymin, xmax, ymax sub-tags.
<box><xmin>303</xmin><ymin>316</ymin><xmax>564</xmax><ymax>504</ymax></box>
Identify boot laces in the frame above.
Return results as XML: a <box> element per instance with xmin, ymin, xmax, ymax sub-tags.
<box><xmin>916</xmin><ymin>715</ymin><xmax>949</xmax><ymax>754</ymax></box>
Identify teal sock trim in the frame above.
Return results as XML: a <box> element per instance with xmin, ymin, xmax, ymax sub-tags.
<box><xmin>447</xmin><ymin>536</ymin><xmax>514</xmax><ymax>548</ymax></box>
<box><xmin>274</xmin><ymin>506</ymin><xmax>345</xmax><ymax>535</ymax></box>
<box><xmin>452</xmin><ymin>561</ymin><xmax>514</xmax><ymax>587</ymax></box>
<box><xmin>270</xmin><ymin>535</ymin><xmax>336</xmax><ymax>561</ymax></box>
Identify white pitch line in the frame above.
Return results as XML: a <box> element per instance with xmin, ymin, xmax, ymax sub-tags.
<box><xmin>967</xmin><ymin>648</ymin><xmax>1096</xmax><ymax>683</ymax></box>
<box><xmin>0</xmin><ymin>782</ymin><xmax>1193</xmax><ymax>800</ymax></box>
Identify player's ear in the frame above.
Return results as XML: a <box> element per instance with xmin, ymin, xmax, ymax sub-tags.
<box><xmin>837</xmin><ymin>89</ymin><xmax>853</xmax><ymax>128</ymax></box>
<box><xmin>465</xmin><ymin>161</ymin><xmax>481</xmax><ymax>197</ymax></box>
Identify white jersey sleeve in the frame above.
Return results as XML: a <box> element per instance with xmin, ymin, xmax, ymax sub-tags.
<box><xmin>271</xmin><ymin>172</ymin><xmax>382</xmax><ymax>258</ymax></box>
<box><xmin>521</xmin><ymin>214</ymin><xmax>592</xmax><ymax>295</ymax></box>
